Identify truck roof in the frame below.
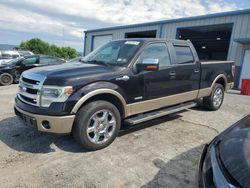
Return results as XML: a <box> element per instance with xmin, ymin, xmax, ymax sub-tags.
<box><xmin>114</xmin><ymin>38</ymin><xmax>190</xmax><ymax>44</ymax></box>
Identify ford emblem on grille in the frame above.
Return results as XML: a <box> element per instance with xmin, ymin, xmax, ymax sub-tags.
<box><xmin>20</xmin><ymin>86</ymin><xmax>27</xmax><ymax>92</ymax></box>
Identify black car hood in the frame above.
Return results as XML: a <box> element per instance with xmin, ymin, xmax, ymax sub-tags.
<box><xmin>27</xmin><ymin>62</ymin><xmax>123</xmax><ymax>86</ymax></box>
<box><xmin>218</xmin><ymin>115</ymin><xmax>250</xmax><ymax>187</ymax></box>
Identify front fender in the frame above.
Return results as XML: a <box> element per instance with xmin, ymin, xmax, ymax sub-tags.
<box><xmin>69</xmin><ymin>81</ymin><xmax>128</xmax><ymax>116</ymax></box>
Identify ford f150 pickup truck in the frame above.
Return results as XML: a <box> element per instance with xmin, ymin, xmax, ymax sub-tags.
<box><xmin>14</xmin><ymin>39</ymin><xmax>234</xmax><ymax>150</ymax></box>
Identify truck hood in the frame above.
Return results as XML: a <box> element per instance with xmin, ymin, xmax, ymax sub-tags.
<box><xmin>218</xmin><ymin>115</ymin><xmax>250</xmax><ymax>187</ymax></box>
<box><xmin>26</xmin><ymin>62</ymin><xmax>124</xmax><ymax>86</ymax></box>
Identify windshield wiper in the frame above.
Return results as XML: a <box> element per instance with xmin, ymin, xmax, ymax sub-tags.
<box><xmin>87</xmin><ymin>60</ymin><xmax>109</xmax><ymax>66</ymax></box>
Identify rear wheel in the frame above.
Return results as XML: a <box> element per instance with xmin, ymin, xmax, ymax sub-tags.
<box><xmin>203</xmin><ymin>83</ymin><xmax>224</xmax><ymax>111</ymax></box>
<box><xmin>73</xmin><ymin>100</ymin><xmax>121</xmax><ymax>151</ymax></box>
<box><xmin>0</xmin><ymin>73</ymin><xmax>13</xmax><ymax>86</ymax></box>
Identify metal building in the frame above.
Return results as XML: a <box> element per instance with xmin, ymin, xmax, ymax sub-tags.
<box><xmin>84</xmin><ymin>9</ymin><xmax>250</xmax><ymax>89</ymax></box>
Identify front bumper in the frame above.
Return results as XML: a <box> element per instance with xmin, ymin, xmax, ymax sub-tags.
<box><xmin>14</xmin><ymin>105</ymin><xmax>75</xmax><ymax>134</ymax></box>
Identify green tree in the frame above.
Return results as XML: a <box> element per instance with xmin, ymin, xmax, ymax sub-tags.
<box><xmin>20</xmin><ymin>38</ymin><xmax>78</xmax><ymax>60</ymax></box>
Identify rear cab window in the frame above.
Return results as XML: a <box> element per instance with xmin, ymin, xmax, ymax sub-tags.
<box><xmin>173</xmin><ymin>45</ymin><xmax>194</xmax><ymax>64</ymax></box>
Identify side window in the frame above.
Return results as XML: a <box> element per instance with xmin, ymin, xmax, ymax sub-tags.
<box><xmin>139</xmin><ymin>43</ymin><xmax>171</xmax><ymax>68</ymax></box>
<box><xmin>173</xmin><ymin>45</ymin><xmax>194</xmax><ymax>64</ymax></box>
<box><xmin>22</xmin><ymin>57</ymin><xmax>37</xmax><ymax>65</ymax></box>
<box><xmin>40</xmin><ymin>57</ymin><xmax>58</xmax><ymax>64</ymax></box>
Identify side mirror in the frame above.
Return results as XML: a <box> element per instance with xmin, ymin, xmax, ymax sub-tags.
<box><xmin>136</xmin><ymin>59</ymin><xmax>159</xmax><ymax>72</ymax></box>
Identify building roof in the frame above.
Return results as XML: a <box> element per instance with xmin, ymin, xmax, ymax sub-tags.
<box><xmin>85</xmin><ymin>8</ymin><xmax>250</xmax><ymax>33</ymax></box>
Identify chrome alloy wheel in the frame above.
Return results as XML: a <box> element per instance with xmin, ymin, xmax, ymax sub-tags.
<box><xmin>87</xmin><ymin>110</ymin><xmax>117</xmax><ymax>144</ymax></box>
<box><xmin>213</xmin><ymin>88</ymin><xmax>223</xmax><ymax>107</ymax></box>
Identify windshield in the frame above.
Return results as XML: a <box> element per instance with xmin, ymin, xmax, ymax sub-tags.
<box><xmin>82</xmin><ymin>40</ymin><xmax>142</xmax><ymax>66</ymax></box>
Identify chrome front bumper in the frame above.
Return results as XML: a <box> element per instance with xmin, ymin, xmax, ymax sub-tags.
<box><xmin>14</xmin><ymin>105</ymin><xmax>75</xmax><ymax>134</ymax></box>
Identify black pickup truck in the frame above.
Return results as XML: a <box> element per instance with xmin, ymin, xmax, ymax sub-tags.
<box><xmin>14</xmin><ymin>39</ymin><xmax>234</xmax><ymax>150</ymax></box>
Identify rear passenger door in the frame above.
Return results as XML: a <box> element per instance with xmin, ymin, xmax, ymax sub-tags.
<box><xmin>169</xmin><ymin>43</ymin><xmax>200</xmax><ymax>97</ymax></box>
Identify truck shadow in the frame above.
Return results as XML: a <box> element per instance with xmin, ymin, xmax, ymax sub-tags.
<box><xmin>142</xmin><ymin>145</ymin><xmax>204</xmax><ymax>188</ymax></box>
<box><xmin>0</xmin><ymin>116</ymin><xmax>84</xmax><ymax>153</ymax></box>
<box><xmin>0</xmin><ymin>114</ymin><xmax>182</xmax><ymax>154</ymax></box>
<box><xmin>119</xmin><ymin>114</ymin><xmax>182</xmax><ymax>137</ymax></box>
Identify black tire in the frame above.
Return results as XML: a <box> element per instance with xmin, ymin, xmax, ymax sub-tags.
<box><xmin>203</xmin><ymin>83</ymin><xmax>224</xmax><ymax>111</ymax></box>
<box><xmin>0</xmin><ymin>73</ymin><xmax>13</xmax><ymax>86</ymax></box>
<box><xmin>73</xmin><ymin>100</ymin><xmax>121</xmax><ymax>151</ymax></box>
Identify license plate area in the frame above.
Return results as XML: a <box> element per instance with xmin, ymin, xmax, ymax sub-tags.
<box><xmin>15</xmin><ymin>108</ymin><xmax>37</xmax><ymax>128</ymax></box>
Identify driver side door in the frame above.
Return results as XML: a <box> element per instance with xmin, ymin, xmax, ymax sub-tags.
<box><xmin>137</xmin><ymin>42</ymin><xmax>175</xmax><ymax>100</ymax></box>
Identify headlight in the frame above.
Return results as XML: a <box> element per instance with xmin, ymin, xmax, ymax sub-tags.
<box><xmin>40</xmin><ymin>86</ymin><xmax>73</xmax><ymax>107</ymax></box>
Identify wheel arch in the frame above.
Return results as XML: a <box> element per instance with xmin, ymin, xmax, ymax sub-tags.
<box><xmin>71</xmin><ymin>89</ymin><xmax>128</xmax><ymax>118</ymax></box>
<box><xmin>211</xmin><ymin>74</ymin><xmax>227</xmax><ymax>90</ymax></box>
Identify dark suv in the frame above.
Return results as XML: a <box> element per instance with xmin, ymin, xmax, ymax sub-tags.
<box><xmin>0</xmin><ymin>55</ymin><xmax>65</xmax><ymax>85</ymax></box>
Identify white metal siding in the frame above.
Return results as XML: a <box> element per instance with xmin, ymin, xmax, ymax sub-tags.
<box><xmin>92</xmin><ymin>35</ymin><xmax>113</xmax><ymax>50</ymax></box>
<box><xmin>239</xmin><ymin>50</ymin><xmax>250</xmax><ymax>88</ymax></box>
<box><xmin>85</xmin><ymin>13</ymin><xmax>250</xmax><ymax>68</ymax></box>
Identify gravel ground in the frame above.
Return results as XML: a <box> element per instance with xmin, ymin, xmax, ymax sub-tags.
<box><xmin>0</xmin><ymin>85</ymin><xmax>249</xmax><ymax>188</ymax></box>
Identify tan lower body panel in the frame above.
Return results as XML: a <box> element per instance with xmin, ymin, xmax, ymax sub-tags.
<box><xmin>126</xmin><ymin>90</ymin><xmax>199</xmax><ymax>117</ymax></box>
<box><xmin>125</xmin><ymin>82</ymin><xmax>234</xmax><ymax>117</ymax></box>
<box><xmin>226</xmin><ymin>82</ymin><xmax>234</xmax><ymax>91</ymax></box>
<box><xmin>197</xmin><ymin>88</ymin><xmax>212</xmax><ymax>98</ymax></box>
<box><xmin>197</xmin><ymin>82</ymin><xmax>234</xmax><ymax>98</ymax></box>
<box><xmin>15</xmin><ymin>105</ymin><xmax>75</xmax><ymax>134</ymax></box>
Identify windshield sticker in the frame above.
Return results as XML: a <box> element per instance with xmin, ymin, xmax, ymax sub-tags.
<box><xmin>125</xmin><ymin>41</ymin><xmax>140</xmax><ymax>45</ymax></box>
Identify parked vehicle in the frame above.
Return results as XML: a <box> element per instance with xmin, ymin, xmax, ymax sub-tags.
<box><xmin>14</xmin><ymin>39</ymin><xmax>234</xmax><ymax>150</ymax></box>
<box><xmin>0</xmin><ymin>55</ymin><xmax>65</xmax><ymax>86</ymax></box>
<box><xmin>198</xmin><ymin>115</ymin><xmax>250</xmax><ymax>188</ymax></box>
<box><xmin>18</xmin><ymin>50</ymin><xmax>34</xmax><ymax>56</ymax></box>
<box><xmin>0</xmin><ymin>50</ymin><xmax>20</xmax><ymax>65</ymax></box>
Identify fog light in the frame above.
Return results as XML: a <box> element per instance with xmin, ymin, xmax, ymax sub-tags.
<box><xmin>42</xmin><ymin>120</ymin><xmax>51</xmax><ymax>129</ymax></box>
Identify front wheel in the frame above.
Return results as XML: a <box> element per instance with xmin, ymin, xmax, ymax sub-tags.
<box><xmin>73</xmin><ymin>100</ymin><xmax>121</xmax><ymax>151</ymax></box>
<box><xmin>203</xmin><ymin>83</ymin><xmax>224</xmax><ymax>111</ymax></box>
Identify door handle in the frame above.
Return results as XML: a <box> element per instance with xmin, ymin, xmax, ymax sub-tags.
<box><xmin>115</xmin><ymin>75</ymin><xmax>130</xmax><ymax>81</ymax></box>
<box><xmin>194</xmin><ymin>69</ymin><xmax>200</xmax><ymax>73</ymax></box>
<box><xmin>169</xmin><ymin>71</ymin><xmax>176</xmax><ymax>76</ymax></box>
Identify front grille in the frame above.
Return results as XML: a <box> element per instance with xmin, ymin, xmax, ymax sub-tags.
<box><xmin>17</xmin><ymin>73</ymin><xmax>45</xmax><ymax>106</ymax></box>
<box><xmin>21</xmin><ymin>77</ymin><xmax>39</xmax><ymax>85</ymax></box>
<box><xmin>19</xmin><ymin>94</ymin><xmax>37</xmax><ymax>104</ymax></box>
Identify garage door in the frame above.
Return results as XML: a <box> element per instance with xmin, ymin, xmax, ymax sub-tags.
<box><xmin>92</xmin><ymin>35</ymin><xmax>112</xmax><ymax>50</ymax></box>
<box><xmin>239</xmin><ymin>50</ymin><xmax>250</xmax><ymax>88</ymax></box>
<box><xmin>177</xmin><ymin>24</ymin><xmax>233</xmax><ymax>60</ymax></box>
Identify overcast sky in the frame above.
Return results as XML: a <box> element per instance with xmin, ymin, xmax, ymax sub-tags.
<box><xmin>0</xmin><ymin>0</ymin><xmax>250</xmax><ymax>52</ymax></box>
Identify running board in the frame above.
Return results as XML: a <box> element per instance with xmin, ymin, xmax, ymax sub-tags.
<box><xmin>124</xmin><ymin>102</ymin><xmax>197</xmax><ymax>125</ymax></box>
